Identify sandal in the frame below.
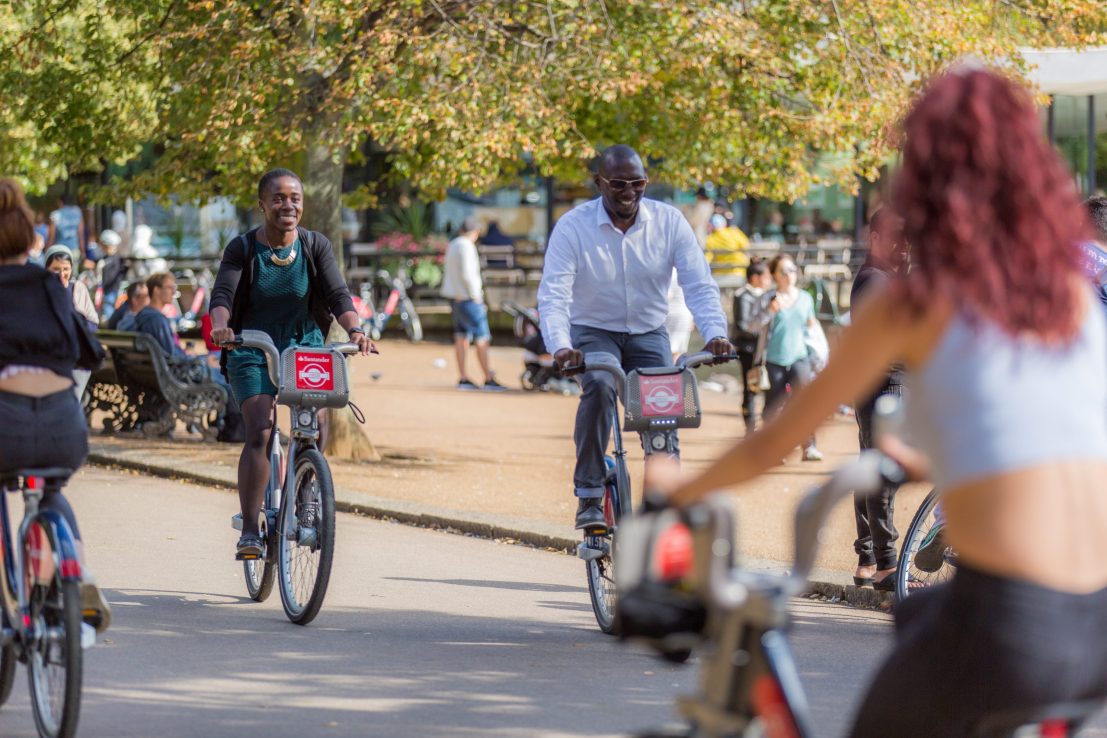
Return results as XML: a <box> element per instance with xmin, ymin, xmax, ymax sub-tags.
<box><xmin>235</xmin><ymin>533</ymin><xmax>264</xmax><ymax>560</ymax></box>
<box><xmin>873</xmin><ymin>571</ymin><xmax>898</xmax><ymax>592</ymax></box>
<box><xmin>852</xmin><ymin>576</ymin><xmax>874</xmax><ymax>587</ymax></box>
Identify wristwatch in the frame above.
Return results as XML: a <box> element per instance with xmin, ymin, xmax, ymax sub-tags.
<box><xmin>348</xmin><ymin>327</ymin><xmax>366</xmax><ymax>338</ymax></box>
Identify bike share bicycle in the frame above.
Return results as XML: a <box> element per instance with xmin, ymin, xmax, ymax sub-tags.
<box><xmin>569</xmin><ymin>350</ymin><xmax>733</xmax><ymax>635</ymax></box>
<box><xmin>355</xmin><ymin>265</ymin><xmax>423</xmax><ymax>343</ymax></box>
<box><xmin>0</xmin><ymin>469</ymin><xmax>89</xmax><ymax>738</ymax></box>
<box><xmin>225</xmin><ymin>329</ymin><xmax>368</xmax><ymax>625</ymax></box>
<box><xmin>616</xmin><ymin>451</ymin><xmax>1103</xmax><ymax>738</ymax></box>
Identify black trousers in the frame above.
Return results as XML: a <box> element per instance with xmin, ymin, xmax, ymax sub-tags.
<box><xmin>849</xmin><ymin>564</ymin><xmax>1107</xmax><ymax>736</ymax></box>
<box><xmin>853</xmin><ymin>383</ymin><xmax>901</xmax><ymax>569</ymax></box>
<box><xmin>765</xmin><ymin>359</ymin><xmax>815</xmax><ymax>448</ymax></box>
<box><xmin>737</xmin><ymin>349</ymin><xmax>758</xmax><ymax>432</ymax></box>
<box><xmin>0</xmin><ymin>389</ymin><xmax>86</xmax><ymax>539</ymax></box>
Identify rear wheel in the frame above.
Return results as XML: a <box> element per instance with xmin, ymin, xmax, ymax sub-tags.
<box><xmin>896</xmin><ymin>489</ymin><xmax>954</xmax><ymax>602</ymax></box>
<box><xmin>278</xmin><ymin>449</ymin><xmax>336</xmax><ymax>625</ymax></box>
<box><xmin>27</xmin><ymin>577</ymin><xmax>82</xmax><ymax>738</ymax></box>
<box><xmin>243</xmin><ymin>512</ymin><xmax>276</xmax><ymax>602</ymax></box>
<box><xmin>400</xmin><ymin>298</ymin><xmax>423</xmax><ymax>342</ymax></box>
<box><xmin>586</xmin><ymin>482</ymin><xmax>621</xmax><ymax>635</ymax></box>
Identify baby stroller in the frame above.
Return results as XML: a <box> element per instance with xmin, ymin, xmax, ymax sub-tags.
<box><xmin>501</xmin><ymin>301</ymin><xmax>580</xmax><ymax>396</ymax></box>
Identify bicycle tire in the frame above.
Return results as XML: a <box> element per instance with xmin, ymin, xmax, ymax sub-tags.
<box><xmin>27</xmin><ymin>578</ymin><xmax>82</xmax><ymax>738</ymax></box>
<box><xmin>278</xmin><ymin>448</ymin><xmax>336</xmax><ymax>625</ymax></box>
<box><xmin>586</xmin><ymin>479</ymin><xmax>621</xmax><ymax>635</ymax></box>
<box><xmin>400</xmin><ymin>298</ymin><xmax>423</xmax><ymax>342</ymax></box>
<box><xmin>0</xmin><ymin>641</ymin><xmax>15</xmax><ymax>706</ymax></box>
<box><xmin>896</xmin><ymin>488</ymin><xmax>954</xmax><ymax>602</ymax></box>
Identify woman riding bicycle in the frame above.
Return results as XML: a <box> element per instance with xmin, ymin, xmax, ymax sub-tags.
<box><xmin>651</xmin><ymin>68</ymin><xmax>1107</xmax><ymax>736</ymax></box>
<box><xmin>0</xmin><ymin>178</ymin><xmax>110</xmax><ymax>632</ymax></box>
<box><xmin>209</xmin><ymin>169</ymin><xmax>374</xmax><ymax>558</ymax></box>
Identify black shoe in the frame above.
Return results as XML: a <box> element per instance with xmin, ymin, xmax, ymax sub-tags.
<box><xmin>482</xmin><ymin>377</ymin><xmax>508</xmax><ymax>392</ymax></box>
<box><xmin>236</xmin><ymin>533</ymin><xmax>264</xmax><ymax>559</ymax></box>
<box><xmin>575</xmin><ymin>498</ymin><xmax>606</xmax><ymax>530</ymax></box>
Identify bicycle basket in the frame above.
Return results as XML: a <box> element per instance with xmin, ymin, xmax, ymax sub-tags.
<box><xmin>624</xmin><ymin>367</ymin><xmax>701</xmax><ymax>432</ymax></box>
<box><xmin>277</xmin><ymin>347</ymin><xmax>351</xmax><ymax>408</ymax></box>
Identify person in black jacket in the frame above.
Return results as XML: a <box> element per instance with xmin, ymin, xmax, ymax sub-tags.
<box><xmin>851</xmin><ymin>207</ymin><xmax>909</xmax><ymax>590</ymax></box>
<box><xmin>731</xmin><ymin>258</ymin><xmax>773</xmax><ymax>434</ymax></box>
<box><xmin>208</xmin><ymin>169</ymin><xmax>374</xmax><ymax>558</ymax></box>
<box><xmin>0</xmin><ymin>177</ymin><xmax>111</xmax><ymax>632</ymax></box>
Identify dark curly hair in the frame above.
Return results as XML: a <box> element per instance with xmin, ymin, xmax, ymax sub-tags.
<box><xmin>893</xmin><ymin>68</ymin><xmax>1091</xmax><ymax>342</ymax></box>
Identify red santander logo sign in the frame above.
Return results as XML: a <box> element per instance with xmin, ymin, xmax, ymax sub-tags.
<box><xmin>295</xmin><ymin>352</ymin><xmax>335</xmax><ymax>391</ymax></box>
<box><xmin>640</xmin><ymin>374</ymin><xmax>682</xmax><ymax>417</ymax></box>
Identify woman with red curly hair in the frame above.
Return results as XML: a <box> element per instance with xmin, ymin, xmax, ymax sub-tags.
<box><xmin>650</xmin><ymin>67</ymin><xmax>1107</xmax><ymax>735</ymax></box>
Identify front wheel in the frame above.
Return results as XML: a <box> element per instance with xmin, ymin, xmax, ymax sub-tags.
<box><xmin>277</xmin><ymin>448</ymin><xmax>336</xmax><ymax>625</ymax></box>
<box><xmin>400</xmin><ymin>298</ymin><xmax>423</xmax><ymax>342</ymax></box>
<box><xmin>27</xmin><ymin>578</ymin><xmax>82</xmax><ymax>738</ymax></box>
<box><xmin>586</xmin><ymin>482</ymin><xmax>621</xmax><ymax>635</ymax></box>
<box><xmin>896</xmin><ymin>488</ymin><xmax>954</xmax><ymax>602</ymax></box>
<box><xmin>0</xmin><ymin>641</ymin><xmax>15</xmax><ymax>706</ymax></box>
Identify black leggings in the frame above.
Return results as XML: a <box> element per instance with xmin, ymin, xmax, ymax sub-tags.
<box><xmin>849</xmin><ymin>564</ymin><xmax>1107</xmax><ymax>736</ymax></box>
<box><xmin>0</xmin><ymin>389</ymin><xmax>86</xmax><ymax>539</ymax></box>
<box><xmin>765</xmin><ymin>359</ymin><xmax>816</xmax><ymax>448</ymax></box>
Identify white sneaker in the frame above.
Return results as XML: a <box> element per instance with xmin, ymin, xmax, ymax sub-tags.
<box><xmin>802</xmin><ymin>445</ymin><xmax>823</xmax><ymax>462</ymax></box>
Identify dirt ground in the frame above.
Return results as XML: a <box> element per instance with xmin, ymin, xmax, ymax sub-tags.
<box><xmin>94</xmin><ymin>338</ymin><xmax>929</xmax><ymax>575</ymax></box>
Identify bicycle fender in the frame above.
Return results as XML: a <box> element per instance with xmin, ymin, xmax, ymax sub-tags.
<box><xmin>32</xmin><ymin>510</ymin><xmax>82</xmax><ymax>582</ymax></box>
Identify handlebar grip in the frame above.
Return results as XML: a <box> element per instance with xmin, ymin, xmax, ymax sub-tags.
<box><xmin>220</xmin><ymin>338</ymin><xmax>244</xmax><ymax>349</ymax></box>
<box><xmin>560</xmin><ymin>363</ymin><xmax>585</xmax><ymax>377</ymax></box>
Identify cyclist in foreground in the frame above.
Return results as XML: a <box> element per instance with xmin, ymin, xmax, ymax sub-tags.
<box><xmin>649</xmin><ymin>67</ymin><xmax>1107</xmax><ymax>736</ymax></box>
<box><xmin>536</xmin><ymin>144</ymin><xmax>732</xmax><ymax>529</ymax></box>
<box><xmin>0</xmin><ymin>177</ymin><xmax>111</xmax><ymax>632</ymax></box>
<box><xmin>209</xmin><ymin>169</ymin><xmax>374</xmax><ymax>559</ymax></box>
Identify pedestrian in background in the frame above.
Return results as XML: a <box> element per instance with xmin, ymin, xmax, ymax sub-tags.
<box><xmin>441</xmin><ymin>217</ymin><xmax>506</xmax><ymax>391</ymax></box>
<box><xmin>851</xmin><ymin>207</ymin><xmax>909</xmax><ymax>589</ymax></box>
<box><xmin>106</xmin><ymin>281</ymin><xmax>150</xmax><ymax>331</ymax></box>
<box><xmin>47</xmin><ymin>194</ymin><xmax>87</xmax><ymax>265</ymax></box>
<box><xmin>758</xmin><ymin>254</ymin><xmax>822</xmax><ymax>461</ymax></box>
<box><xmin>732</xmin><ymin>258</ymin><xmax>773</xmax><ymax>434</ymax></box>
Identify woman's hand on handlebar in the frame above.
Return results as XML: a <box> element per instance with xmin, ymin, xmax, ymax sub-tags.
<box><xmin>877</xmin><ymin>434</ymin><xmax>931</xmax><ymax>482</ymax></box>
<box><xmin>350</xmin><ymin>331</ymin><xmax>378</xmax><ymax>356</ymax></box>
<box><xmin>211</xmin><ymin>326</ymin><xmax>236</xmax><ymax>347</ymax></box>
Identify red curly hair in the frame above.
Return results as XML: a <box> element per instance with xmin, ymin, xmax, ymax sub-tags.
<box><xmin>893</xmin><ymin>67</ymin><xmax>1092</xmax><ymax>341</ymax></box>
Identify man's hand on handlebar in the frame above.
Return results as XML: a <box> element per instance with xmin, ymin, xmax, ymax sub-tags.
<box><xmin>704</xmin><ymin>336</ymin><xmax>734</xmax><ymax>364</ymax></box>
<box><xmin>554</xmin><ymin>347</ymin><xmax>584</xmax><ymax>375</ymax></box>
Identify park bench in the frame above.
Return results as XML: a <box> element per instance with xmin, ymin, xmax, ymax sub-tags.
<box><xmin>84</xmin><ymin>329</ymin><xmax>227</xmax><ymax>440</ymax></box>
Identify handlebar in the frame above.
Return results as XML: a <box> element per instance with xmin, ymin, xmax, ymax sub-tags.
<box><xmin>676</xmin><ymin>351</ymin><xmax>737</xmax><ymax>369</ymax></box>
<box><xmin>562</xmin><ymin>352</ymin><xmax>627</xmax><ymax>402</ymax></box>
<box><xmin>222</xmin><ymin>330</ymin><xmax>368</xmax><ymax>389</ymax></box>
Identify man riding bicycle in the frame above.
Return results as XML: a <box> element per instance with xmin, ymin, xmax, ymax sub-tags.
<box><xmin>537</xmin><ymin>144</ymin><xmax>732</xmax><ymax>529</ymax></box>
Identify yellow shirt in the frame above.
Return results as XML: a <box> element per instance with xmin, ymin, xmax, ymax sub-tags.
<box><xmin>704</xmin><ymin>227</ymin><xmax>750</xmax><ymax>274</ymax></box>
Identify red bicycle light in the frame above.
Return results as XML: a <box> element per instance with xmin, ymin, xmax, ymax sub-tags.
<box><xmin>653</xmin><ymin>522</ymin><xmax>694</xmax><ymax>581</ymax></box>
<box><xmin>27</xmin><ymin>476</ymin><xmax>41</xmax><ymax>490</ymax></box>
<box><xmin>1040</xmin><ymin>721</ymin><xmax>1069</xmax><ymax>738</ymax></box>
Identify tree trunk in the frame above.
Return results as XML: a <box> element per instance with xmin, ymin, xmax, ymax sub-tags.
<box><xmin>302</xmin><ymin>127</ymin><xmax>380</xmax><ymax>463</ymax></box>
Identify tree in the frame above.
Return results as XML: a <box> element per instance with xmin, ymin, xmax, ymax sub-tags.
<box><xmin>1</xmin><ymin>0</ymin><xmax>1103</xmax><ymax>457</ymax></box>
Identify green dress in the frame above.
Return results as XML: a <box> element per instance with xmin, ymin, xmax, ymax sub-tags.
<box><xmin>227</xmin><ymin>239</ymin><xmax>324</xmax><ymax>403</ymax></box>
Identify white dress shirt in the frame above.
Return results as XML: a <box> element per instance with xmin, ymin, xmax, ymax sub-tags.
<box><xmin>538</xmin><ymin>197</ymin><xmax>727</xmax><ymax>354</ymax></box>
<box><xmin>441</xmin><ymin>235</ymin><xmax>483</xmax><ymax>302</ymax></box>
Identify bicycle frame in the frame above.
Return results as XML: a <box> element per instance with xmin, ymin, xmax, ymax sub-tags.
<box><xmin>0</xmin><ymin>476</ymin><xmax>82</xmax><ymax>651</ymax></box>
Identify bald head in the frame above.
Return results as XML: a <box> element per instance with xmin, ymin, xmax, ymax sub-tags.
<box><xmin>597</xmin><ymin>145</ymin><xmax>644</xmax><ymax>178</ymax></box>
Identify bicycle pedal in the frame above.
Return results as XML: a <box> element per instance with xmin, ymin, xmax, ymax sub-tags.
<box><xmin>235</xmin><ymin>551</ymin><xmax>263</xmax><ymax>561</ymax></box>
<box><xmin>583</xmin><ymin>525</ymin><xmax>610</xmax><ymax>536</ymax></box>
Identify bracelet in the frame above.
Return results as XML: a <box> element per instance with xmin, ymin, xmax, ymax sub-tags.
<box><xmin>348</xmin><ymin>328</ymin><xmax>365</xmax><ymax>337</ymax></box>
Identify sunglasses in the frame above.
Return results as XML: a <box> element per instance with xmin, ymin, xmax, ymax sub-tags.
<box><xmin>780</xmin><ymin>266</ymin><xmax>798</xmax><ymax>275</ymax></box>
<box><xmin>598</xmin><ymin>175</ymin><xmax>649</xmax><ymax>192</ymax></box>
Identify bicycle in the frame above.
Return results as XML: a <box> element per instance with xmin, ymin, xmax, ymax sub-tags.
<box><xmin>895</xmin><ymin>487</ymin><xmax>955</xmax><ymax>602</ymax></box>
<box><xmin>356</xmin><ymin>265</ymin><xmax>423</xmax><ymax>343</ymax></box>
<box><xmin>224</xmin><ymin>329</ymin><xmax>364</xmax><ymax>625</ymax></box>
<box><xmin>569</xmin><ymin>350</ymin><xmax>733</xmax><ymax>635</ymax></box>
<box><xmin>0</xmin><ymin>468</ymin><xmax>89</xmax><ymax>738</ymax></box>
<box><xmin>616</xmin><ymin>451</ymin><xmax>1102</xmax><ymax>738</ymax></box>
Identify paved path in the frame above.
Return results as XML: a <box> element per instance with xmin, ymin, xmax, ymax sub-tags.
<box><xmin>0</xmin><ymin>468</ymin><xmax>902</xmax><ymax>738</ymax></box>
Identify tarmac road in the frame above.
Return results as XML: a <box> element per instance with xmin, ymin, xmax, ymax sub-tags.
<box><xmin>2</xmin><ymin>467</ymin><xmax>1102</xmax><ymax>737</ymax></box>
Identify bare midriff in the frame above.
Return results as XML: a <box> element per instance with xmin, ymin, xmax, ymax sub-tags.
<box><xmin>0</xmin><ymin>371</ymin><xmax>73</xmax><ymax>397</ymax></box>
<box><xmin>942</xmin><ymin>459</ymin><xmax>1107</xmax><ymax>593</ymax></box>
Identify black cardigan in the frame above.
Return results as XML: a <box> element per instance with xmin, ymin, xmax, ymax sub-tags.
<box><xmin>0</xmin><ymin>264</ymin><xmax>81</xmax><ymax>376</ymax></box>
<box><xmin>209</xmin><ymin>227</ymin><xmax>355</xmax><ymax>336</ymax></box>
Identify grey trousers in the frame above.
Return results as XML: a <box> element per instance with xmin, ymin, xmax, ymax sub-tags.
<box><xmin>570</xmin><ymin>325</ymin><xmax>674</xmax><ymax>498</ymax></box>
